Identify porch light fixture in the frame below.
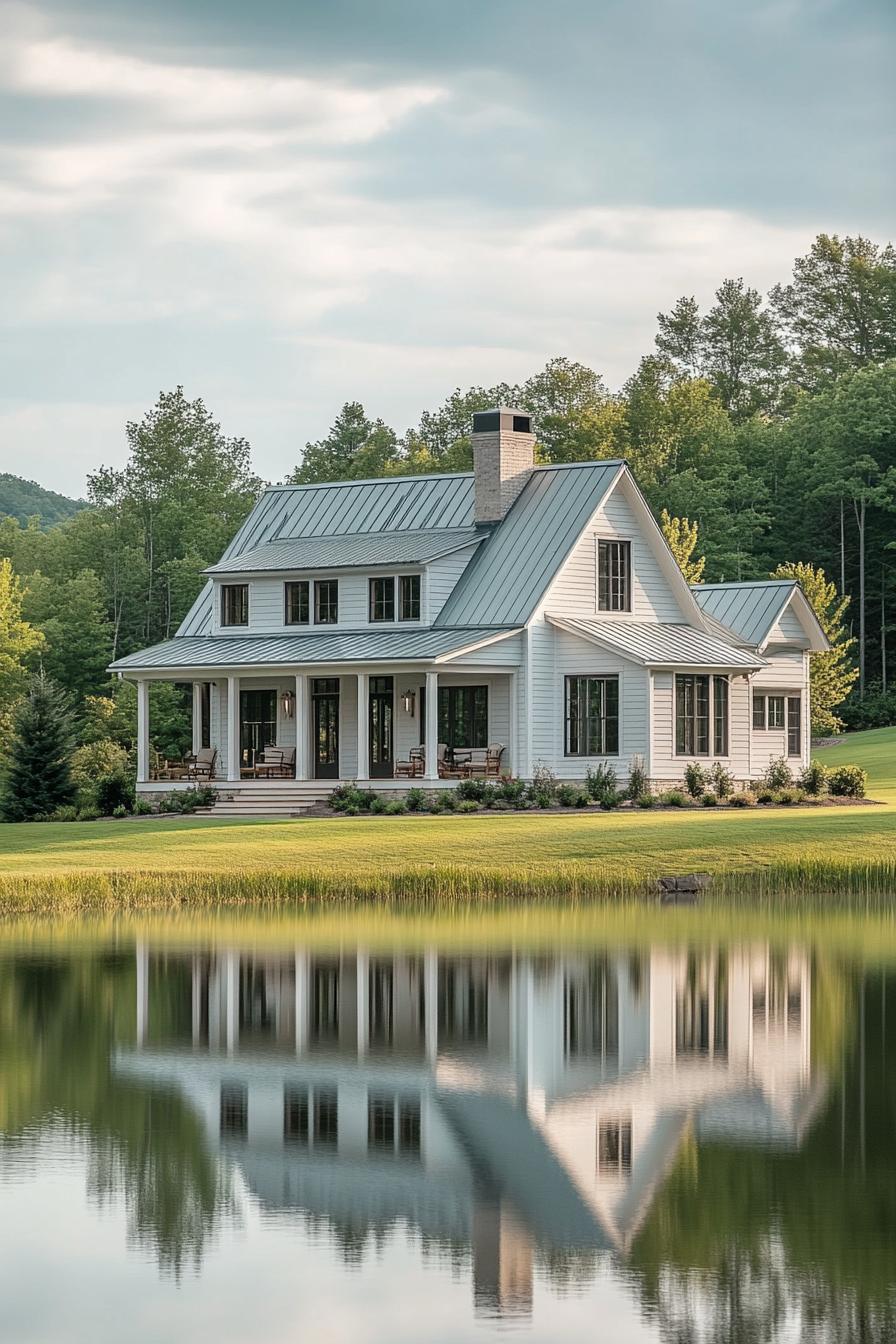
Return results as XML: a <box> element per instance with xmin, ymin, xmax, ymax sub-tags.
<box><xmin>281</xmin><ymin>688</ymin><xmax>295</xmax><ymax>719</ymax></box>
<box><xmin>401</xmin><ymin>688</ymin><xmax>416</xmax><ymax>716</ymax></box>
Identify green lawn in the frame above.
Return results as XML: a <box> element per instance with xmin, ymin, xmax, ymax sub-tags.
<box><xmin>0</xmin><ymin>727</ymin><xmax>893</xmax><ymax>888</ymax></box>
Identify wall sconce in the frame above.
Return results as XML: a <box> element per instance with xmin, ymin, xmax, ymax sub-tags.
<box><xmin>281</xmin><ymin>688</ymin><xmax>295</xmax><ymax>719</ymax></box>
<box><xmin>401</xmin><ymin>688</ymin><xmax>416</xmax><ymax>716</ymax></box>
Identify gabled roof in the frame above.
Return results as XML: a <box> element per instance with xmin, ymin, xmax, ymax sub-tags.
<box><xmin>547</xmin><ymin>616</ymin><xmax>766</xmax><ymax>670</ymax></box>
<box><xmin>109</xmin><ymin>626</ymin><xmax>520</xmax><ymax>673</ymax></box>
<box><xmin>691</xmin><ymin>580</ymin><xmax>829</xmax><ymax>652</ymax></box>
<box><xmin>435</xmin><ymin>461</ymin><xmax>624</xmax><ymax>627</ymax></box>
<box><xmin>204</xmin><ymin>527</ymin><xmax>482</xmax><ymax>576</ymax></box>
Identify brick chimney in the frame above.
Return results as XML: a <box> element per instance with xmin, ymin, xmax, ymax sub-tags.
<box><xmin>471</xmin><ymin>407</ymin><xmax>535</xmax><ymax>525</ymax></box>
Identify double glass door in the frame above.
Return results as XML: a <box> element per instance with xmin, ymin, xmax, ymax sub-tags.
<box><xmin>312</xmin><ymin>679</ymin><xmax>340</xmax><ymax>779</ymax></box>
<box><xmin>368</xmin><ymin>676</ymin><xmax>394</xmax><ymax>778</ymax></box>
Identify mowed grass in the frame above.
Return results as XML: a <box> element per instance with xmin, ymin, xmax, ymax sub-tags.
<box><xmin>0</xmin><ymin>728</ymin><xmax>893</xmax><ymax>903</ymax></box>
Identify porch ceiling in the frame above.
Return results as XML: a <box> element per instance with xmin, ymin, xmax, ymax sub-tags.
<box><xmin>109</xmin><ymin>625</ymin><xmax>521</xmax><ymax>674</ymax></box>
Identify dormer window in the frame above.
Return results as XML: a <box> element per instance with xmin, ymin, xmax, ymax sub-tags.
<box><xmin>221</xmin><ymin>583</ymin><xmax>248</xmax><ymax>627</ymax></box>
<box><xmin>314</xmin><ymin>579</ymin><xmax>338</xmax><ymax>624</ymax></box>
<box><xmin>368</xmin><ymin>575</ymin><xmax>421</xmax><ymax>623</ymax></box>
<box><xmin>598</xmin><ymin>540</ymin><xmax>631</xmax><ymax>612</ymax></box>
<box><xmin>285</xmin><ymin>580</ymin><xmax>310</xmax><ymax>626</ymax></box>
<box><xmin>369</xmin><ymin>577</ymin><xmax>395</xmax><ymax>623</ymax></box>
<box><xmin>399</xmin><ymin>575</ymin><xmax>420</xmax><ymax>622</ymax></box>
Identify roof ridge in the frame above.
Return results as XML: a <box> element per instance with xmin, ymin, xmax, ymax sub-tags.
<box><xmin>693</xmin><ymin>579</ymin><xmax>795</xmax><ymax>590</ymax></box>
<box><xmin>265</xmin><ymin>471</ymin><xmax>475</xmax><ymax>493</ymax></box>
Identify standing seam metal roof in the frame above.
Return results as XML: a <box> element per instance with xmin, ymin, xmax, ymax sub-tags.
<box><xmin>690</xmin><ymin>582</ymin><xmax>796</xmax><ymax>647</ymax></box>
<box><xmin>548</xmin><ymin>616</ymin><xmax>766</xmax><ymax>669</ymax></box>
<box><xmin>204</xmin><ymin>528</ymin><xmax>482</xmax><ymax>575</ymax></box>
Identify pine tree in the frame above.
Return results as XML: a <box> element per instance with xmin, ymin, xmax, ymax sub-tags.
<box><xmin>771</xmin><ymin>562</ymin><xmax>859</xmax><ymax>734</ymax></box>
<box><xmin>660</xmin><ymin>509</ymin><xmax>706</xmax><ymax>583</ymax></box>
<box><xmin>1</xmin><ymin>674</ymin><xmax>76</xmax><ymax>821</ymax></box>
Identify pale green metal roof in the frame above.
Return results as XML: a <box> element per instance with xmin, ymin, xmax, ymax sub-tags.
<box><xmin>549</xmin><ymin>616</ymin><xmax>766</xmax><ymax>669</ymax></box>
<box><xmin>110</xmin><ymin>626</ymin><xmax>520</xmax><ymax>673</ymax></box>
<box><xmin>204</xmin><ymin>528</ymin><xmax>482</xmax><ymax>576</ymax></box>
<box><xmin>690</xmin><ymin>581</ymin><xmax>796</xmax><ymax>647</ymax></box>
<box><xmin>436</xmin><ymin>461</ymin><xmax>623</xmax><ymax>627</ymax></box>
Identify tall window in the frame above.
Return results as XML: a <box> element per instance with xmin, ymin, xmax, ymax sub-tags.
<box><xmin>564</xmin><ymin>676</ymin><xmax>619</xmax><ymax>756</ymax></box>
<box><xmin>767</xmin><ymin>695</ymin><xmax>785</xmax><ymax>729</ymax></box>
<box><xmin>221</xmin><ymin>584</ymin><xmax>248</xmax><ymax>627</ymax></box>
<box><xmin>597</xmin><ymin>539</ymin><xmax>631</xmax><ymax>612</ymax></box>
<box><xmin>369</xmin><ymin>577</ymin><xmax>395</xmax><ymax>622</ymax></box>
<box><xmin>285</xmin><ymin>580</ymin><xmax>309</xmax><ymax>626</ymax></box>
<box><xmin>713</xmin><ymin>677</ymin><xmax>729</xmax><ymax>756</ymax></box>
<box><xmin>753</xmin><ymin>693</ymin><xmax>767</xmax><ymax>729</ymax></box>
<box><xmin>399</xmin><ymin>574</ymin><xmax>421</xmax><ymax>621</ymax></box>
<box><xmin>314</xmin><ymin>579</ymin><xmax>338</xmax><ymax>624</ymax></box>
<box><xmin>437</xmin><ymin>685</ymin><xmax>488</xmax><ymax>749</ymax></box>
<box><xmin>675</xmin><ymin>675</ymin><xmax>710</xmax><ymax>755</ymax></box>
<box><xmin>787</xmin><ymin>695</ymin><xmax>802</xmax><ymax>757</ymax></box>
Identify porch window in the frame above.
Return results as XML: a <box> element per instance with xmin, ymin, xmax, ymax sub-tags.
<box><xmin>314</xmin><ymin>579</ymin><xmax>338</xmax><ymax>624</ymax></box>
<box><xmin>675</xmin><ymin>675</ymin><xmax>710</xmax><ymax>755</ymax></box>
<box><xmin>369</xmin><ymin>576</ymin><xmax>395</xmax><ymax>622</ymax></box>
<box><xmin>221</xmin><ymin>583</ymin><xmax>248</xmax><ymax>627</ymax></box>
<box><xmin>767</xmin><ymin>695</ymin><xmax>785</xmax><ymax>729</ymax></box>
<box><xmin>597</xmin><ymin>539</ymin><xmax>631</xmax><ymax>612</ymax></box>
<box><xmin>713</xmin><ymin>676</ymin><xmax>729</xmax><ymax>756</ymax></box>
<box><xmin>285</xmin><ymin>580</ymin><xmax>310</xmax><ymax>625</ymax></box>
<box><xmin>399</xmin><ymin>574</ymin><xmax>421</xmax><ymax>621</ymax></box>
<box><xmin>564</xmin><ymin>676</ymin><xmax>619</xmax><ymax>756</ymax></box>
<box><xmin>420</xmin><ymin>685</ymin><xmax>488</xmax><ymax>749</ymax></box>
<box><xmin>787</xmin><ymin>695</ymin><xmax>802</xmax><ymax>757</ymax></box>
<box><xmin>753</xmin><ymin>693</ymin><xmax>766</xmax><ymax>729</ymax></box>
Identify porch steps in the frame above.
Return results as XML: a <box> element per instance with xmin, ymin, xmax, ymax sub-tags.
<box><xmin>203</xmin><ymin>785</ymin><xmax>332</xmax><ymax>818</ymax></box>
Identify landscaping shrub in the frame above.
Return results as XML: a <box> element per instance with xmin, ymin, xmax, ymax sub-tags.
<box><xmin>497</xmin><ymin>777</ymin><xmax>528</xmax><ymax>807</ymax></box>
<box><xmin>701</xmin><ymin>793</ymin><xmax>718</xmax><ymax>807</ymax></box>
<box><xmin>585</xmin><ymin>764</ymin><xmax>618</xmax><ymax>806</ymax></box>
<box><xmin>662</xmin><ymin>790</ymin><xmax>687</xmax><ymax>807</ymax></box>
<box><xmin>775</xmin><ymin>787</ymin><xmax>806</xmax><ymax>806</ymax></box>
<box><xmin>438</xmin><ymin>790</ymin><xmax>458</xmax><ymax>811</ymax></box>
<box><xmin>405</xmin><ymin>787</ymin><xmax>426</xmax><ymax>812</ymax></box>
<box><xmin>730</xmin><ymin>791</ymin><xmax>757</xmax><ymax>807</ymax></box>
<box><xmin>530</xmin><ymin>790</ymin><xmax>554</xmax><ymax>809</ymax></box>
<box><xmin>626</xmin><ymin>756</ymin><xmax>649</xmax><ymax>800</ymax></box>
<box><xmin>530</xmin><ymin>763</ymin><xmax>558</xmax><ymax>801</ymax></box>
<box><xmin>369</xmin><ymin>796</ymin><xmax>387</xmax><ymax>815</ymax></box>
<box><xmin>840</xmin><ymin>685</ymin><xmax>896</xmax><ymax>731</ymax></box>
<box><xmin>95</xmin><ymin>769</ymin><xmax>136</xmax><ymax>817</ymax></box>
<box><xmin>76</xmin><ymin>806</ymin><xmax>101</xmax><ymax>821</ymax></box>
<box><xmin>478</xmin><ymin>783</ymin><xmax>504</xmax><ymax>809</ymax></box>
<box><xmin>827</xmin><ymin>764</ymin><xmax>867</xmax><ymax>798</ymax></box>
<box><xmin>683</xmin><ymin>762</ymin><xmax>707</xmax><ymax>798</ymax></box>
<box><xmin>709</xmin><ymin>762</ymin><xmax>734</xmax><ymax>799</ymax></box>
<box><xmin>457</xmin><ymin>778</ymin><xmax>487</xmax><ymax>802</ymax></box>
<box><xmin>636</xmin><ymin>793</ymin><xmax>656</xmax><ymax>808</ymax></box>
<box><xmin>343</xmin><ymin>805</ymin><xmax>359</xmax><ymax>816</ymax></box>
<box><xmin>555</xmin><ymin>783</ymin><xmax>582</xmax><ymax>807</ymax></box>
<box><xmin>329</xmin><ymin>783</ymin><xmax>366</xmax><ymax>812</ymax></box>
<box><xmin>112</xmin><ymin>804</ymin><xmax>128</xmax><ymax>819</ymax></box>
<box><xmin>756</xmin><ymin>787</ymin><xmax>775</xmax><ymax>804</ymax></box>
<box><xmin>158</xmin><ymin>787</ymin><xmax>214</xmax><ymax>814</ymax></box>
<box><xmin>799</xmin><ymin>760</ymin><xmax>828</xmax><ymax>796</ymax></box>
<box><xmin>134</xmin><ymin>799</ymin><xmax>155</xmax><ymax>816</ymax></box>
<box><xmin>49</xmin><ymin>805</ymin><xmax>79</xmax><ymax>822</ymax></box>
<box><xmin>383</xmin><ymin>800</ymin><xmax>406</xmax><ymax>815</ymax></box>
<box><xmin>762</xmin><ymin>757</ymin><xmax>793</xmax><ymax>791</ymax></box>
<box><xmin>457</xmin><ymin>799</ymin><xmax>479</xmax><ymax>814</ymax></box>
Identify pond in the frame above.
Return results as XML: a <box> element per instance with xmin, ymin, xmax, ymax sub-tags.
<box><xmin>0</xmin><ymin>913</ymin><xmax>892</xmax><ymax>1343</ymax></box>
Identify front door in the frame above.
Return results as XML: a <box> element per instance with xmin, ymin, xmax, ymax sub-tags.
<box><xmin>240</xmin><ymin>689</ymin><xmax>277</xmax><ymax>768</ymax></box>
<box><xmin>368</xmin><ymin>676</ymin><xmax>394</xmax><ymax>778</ymax></box>
<box><xmin>312</xmin><ymin>678</ymin><xmax>340</xmax><ymax>779</ymax></box>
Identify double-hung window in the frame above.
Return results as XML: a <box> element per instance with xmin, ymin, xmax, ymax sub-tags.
<box><xmin>314</xmin><ymin>579</ymin><xmax>338</xmax><ymax>624</ymax></box>
<box><xmin>369</xmin><ymin>577</ymin><xmax>395</xmax><ymax>623</ymax></box>
<box><xmin>597</xmin><ymin>540</ymin><xmax>631</xmax><ymax>612</ymax></box>
<box><xmin>285</xmin><ymin>580</ymin><xmax>309</xmax><ymax>626</ymax></box>
<box><xmin>399</xmin><ymin>574</ymin><xmax>421</xmax><ymax>621</ymax></box>
<box><xmin>767</xmin><ymin>695</ymin><xmax>785</xmax><ymax>729</ymax></box>
<box><xmin>221</xmin><ymin>584</ymin><xmax>248</xmax><ymax>627</ymax></box>
<box><xmin>676</xmin><ymin>674</ymin><xmax>729</xmax><ymax>756</ymax></box>
<box><xmin>787</xmin><ymin>696</ymin><xmax>802</xmax><ymax>757</ymax></box>
<box><xmin>564</xmin><ymin>676</ymin><xmax>620</xmax><ymax>756</ymax></box>
<box><xmin>713</xmin><ymin>677</ymin><xmax>729</xmax><ymax>756</ymax></box>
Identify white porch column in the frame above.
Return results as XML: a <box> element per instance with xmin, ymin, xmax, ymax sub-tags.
<box><xmin>295</xmin><ymin>673</ymin><xmax>309</xmax><ymax>779</ymax></box>
<box><xmin>424</xmin><ymin>669</ymin><xmax>439</xmax><ymax>780</ymax></box>
<box><xmin>509</xmin><ymin>670</ymin><xmax>519</xmax><ymax>778</ymax></box>
<box><xmin>136</xmin><ymin>679</ymin><xmax>150</xmax><ymax>783</ymax></box>
<box><xmin>226</xmin><ymin>674</ymin><xmax>240</xmax><ymax>781</ymax></box>
<box><xmin>356</xmin><ymin>671</ymin><xmax>369</xmax><ymax>781</ymax></box>
<box><xmin>191</xmin><ymin>682</ymin><xmax>203</xmax><ymax>754</ymax></box>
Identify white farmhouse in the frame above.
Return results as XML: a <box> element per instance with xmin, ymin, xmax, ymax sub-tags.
<box><xmin>111</xmin><ymin>408</ymin><xmax>828</xmax><ymax>810</ymax></box>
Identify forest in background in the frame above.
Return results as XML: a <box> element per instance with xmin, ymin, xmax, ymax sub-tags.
<box><xmin>0</xmin><ymin>231</ymin><xmax>894</xmax><ymax>762</ymax></box>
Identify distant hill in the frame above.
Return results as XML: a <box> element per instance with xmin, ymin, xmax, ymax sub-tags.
<box><xmin>0</xmin><ymin>473</ymin><xmax>87</xmax><ymax>527</ymax></box>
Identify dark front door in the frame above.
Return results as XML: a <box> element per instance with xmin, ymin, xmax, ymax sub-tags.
<box><xmin>312</xmin><ymin>678</ymin><xmax>340</xmax><ymax>779</ymax></box>
<box><xmin>369</xmin><ymin>676</ymin><xmax>394</xmax><ymax>778</ymax></box>
<box><xmin>240</xmin><ymin>689</ymin><xmax>277</xmax><ymax>767</ymax></box>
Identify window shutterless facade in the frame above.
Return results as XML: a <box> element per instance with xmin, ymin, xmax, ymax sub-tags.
<box><xmin>564</xmin><ymin>676</ymin><xmax>620</xmax><ymax>756</ymax></box>
<box><xmin>314</xmin><ymin>579</ymin><xmax>338</xmax><ymax>624</ymax></box>
<box><xmin>369</xmin><ymin>576</ymin><xmax>395</xmax><ymax>623</ymax></box>
<box><xmin>285</xmin><ymin>580</ymin><xmax>310</xmax><ymax>626</ymax></box>
<box><xmin>220</xmin><ymin>583</ymin><xmax>249</xmax><ymax>627</ymax></box>
<box><xmin>675</xmin><ymin>674</ymin><xmax>729</xmax><ymax>757</ymax></box>
<box><xmin>767</xmin><ymin>695</ymin><xmax>785</xmax><ymax>729</ymax></box>
<box><xmin>787</xmin><ymin>695</ymin><xmax>802</xmax><ymax>757</ymax></box>
<box><xmin>597</xmin><ymin>539</ymin><xmax>631</xmax><ymax>612</ymax></box>
<box><xmin>399</xmin><ymin>574</ymin><xmax>421</xmax><ymax>621</ymax></box>
<box><xmin>753</xmin><ymin>693</ymin><xmax>767</xmax><ymax>729</ymax></box>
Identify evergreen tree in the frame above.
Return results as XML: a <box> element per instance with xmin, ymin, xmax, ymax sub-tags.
<box><xmin>0</xmin><ymin>675</ymin><xmax>76</xmax><ymax>821</ymax></box>
<box><xmin>660</xmin><ymin>510</ymin><xmax>706</xmax><ymax>583</ymax></box>
<box><xmin>771</xmin><ymin>562</ymin><xmax>859</xmax><ymax>734</ymax></box>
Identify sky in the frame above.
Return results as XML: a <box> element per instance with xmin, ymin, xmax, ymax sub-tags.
<box><xmin>0</xmin><ymin>0</ymin><xmax>893</xmax><ymax>497</ymax></box>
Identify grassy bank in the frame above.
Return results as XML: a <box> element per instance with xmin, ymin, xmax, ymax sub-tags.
<box><xmin>1</xmin><ymin>727</ymin><xmax>892</xmax><ymax>907</ymax></box>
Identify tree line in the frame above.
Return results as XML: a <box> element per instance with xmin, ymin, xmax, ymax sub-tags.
<box><xmin>0</xmin><ymin>230</ymin><xmax>893</xmax><ymax>791</ymax></box>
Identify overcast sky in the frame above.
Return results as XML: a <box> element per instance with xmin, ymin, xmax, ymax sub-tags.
<box><xmin>1</xmin><ymin>0</ymin><xmax>893</xmax><ymax>496</ymax></box>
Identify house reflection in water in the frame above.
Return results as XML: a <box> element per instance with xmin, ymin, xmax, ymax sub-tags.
<box><xmin>121</xmin><ymin>942</ymin><xmax>825</xmax><ymax>1319</ymax></box>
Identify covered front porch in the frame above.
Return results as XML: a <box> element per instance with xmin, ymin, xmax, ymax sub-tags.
<box><xmin>133</xmin><ymin>665</ymin><xmax>519</xmax><ymax>791</ymax></box>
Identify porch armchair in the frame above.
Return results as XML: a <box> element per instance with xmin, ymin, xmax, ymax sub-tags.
<box><xmin>186</xmin><ymin>747</ymin><xmax>217</xmax><ymax>781</ymax></box>
<box><xmin>466</xmin><ymin>744</ymin><xmax>505</xmax><ymax>778</ymax></box>
<box><xmin>254</xmin><ymin>746</ymin><xmax>295</xmax><ymax>778</ymax></box>
<box><xmin>439</xmin><ymin>743</ymin><xmax>471</xmax><ymax>779</ymax></box>
<box><xmin>395</xmin><ymin>746</ymin><xmax>424</xmax><ymax>778</ymax></box>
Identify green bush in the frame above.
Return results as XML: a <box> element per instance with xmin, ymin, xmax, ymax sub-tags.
<box><xmin>626</xmin><ymin>756</ymin><xmax>649</xmax><ymax>800</ymax></box>
<box><xmin>457</xmin><ymin>778</ymin><xmax>487</xmax><ymax>802</ymax></box>
<box><xmin>343</xmin><ymin>805</ymin><xmax>359</xmax><ymax>816</ymax></box>
<box><xmin>827</xmin><ymin>764</ymin><xmax>867</xmax><ymax>798</ymax></box>
<box><xmin>49</xmin><ymin>805</ymin><xmax>79</xmax><ymax>822</ymax></box>
<box><xmin>531</xmin><ymin>790</ymin><xmax>554</xmax><ymax>809</ymax></box>
<box><xmin>799</xmin><ymin>760</ymin><xmax>828</xmax><ymax>795</ymax></box>
<box><xmin>383</xmin><ymin>800</ymin><xmax>407</xmax><ymax>815</ymax></box>
<box><xmin>438</xmin><ymin>790</ymin><xmax>458</xmax><ymax>811</ymax></box>
<box><xmin>701</xmin><ymin>793</ymin><xmax>718</xmax><ymax>807</ymax></box>
<box><xmin>497</xmin><ymin>778</ymin><xmax>528</xmax><ymax>807</ymax></box>
<box><xmin>1</xmin><ymin>674</ymin><xmax>76</xmax><ymax>822</ymax></box>
<box><xmin>95</xmin><ymin>770</ymin><xmax>136</xmax><ymax>816</ymax></box>
<box><xmin>158</xmin><ymin>787</ymin><xmax>215</xmax><ymax>814</ymax></box>
<box><xmin>730</xmin><ymin>791</ymin><xmax>756</xmax><ymax>807</ymax></box>
<box><xmin>762</xmin><ymin>756</ymin><xmax>793</xmax><ymax>790</ymax></box>
<box><xmin>329</xmin><ymin>783</ymin><xmax>366</xmax><ymax>812</ymax></box>
<box><xmin>585</xmin><ymin>764</ymin><xmax>618</xmax><ymax>806</ymax></box>
<box><xmin>555</xmin><ymin>784</ymin><xmax>581</xmax><ymax>807</ymax></box>
<box><xmin>369</xmin><ymin>796</ymin><xmax>387</xmax><ymax>815</ymax></box>
<box><xmin>530</xmin><ymin>763</ymin><xmax>558</xmax><ymax>801</ymax></box>
<box><xmin>840</xmin><ymin>685</ymin><xmax>896</xmax><ymax>731</ymax></box>
<box><xmin>457</xmin><ymin>799</ymin><xmax>479</xmax><ymax>813</ymax></box>
<box><xmin>112</xmin><ymin>804</ymin><xmax>128</xmax><ymax>818</ymax></box>
<box><xmin>76</xmin><ymin>806</ymin><xmax>101</xmax><ymax>821</ymax></box>
<box><xmin>756</xmin><ymin>787</ymin><xmax>776</xmax><ymax>804</ymax></box>
<box><xmin>709</xmin><ymin>762</ymin><xmax>735</xmax><ymax>799</ymax></box>
<box><xmin>662</xmin><ymin>790</ymin><xmax>687</xmax><ymax>807</ymax></box>
<box><xmin>683</xmin><ymin>762</ymin><xmax>707</xmax><ymax>798</ymax></box>
<box><xmin>71</xmin><ymin>739</ymin><xmax>130</xmax><ymax>793</ymax></box>
<box><xmin>775</xmin><ymin>787</ymin><xmax>806</xmax><ymax>806</ymax></box>
<box><xmin>636</xmin><ymin>793</ymin><xmax>656</xmax><ymax>808</ymax></box>
<box><xmin>134</xmin><ymin>798</ymin><xmax>155</xmax><ymax>816</ymax></box>
<box><xmin>405</xmin><ymin>787</ymin><xmax>427</xmax><ymax>812</ymax></box>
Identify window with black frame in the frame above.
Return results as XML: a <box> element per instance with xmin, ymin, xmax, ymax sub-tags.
<box><xmin>314</xmin><ymin>579</ymin><xmax>338</xmax><ymax>624</ymax></box>
<box><xmin>221</xmin><ymin>583</ymin><xmax>248</xmax><ymax>627</ymax></box>
<box><xmin>369</xmin><ymin>576</ymin><xmax>395</xmax><ymax>622</ymax></box>
<box><xmin>787</xmin><ymin>695</ymin><xmax>802</xmax><ymax>757</ymax></box>
<box><xmin>713</xmin><ymin>677</ymin><xmax>729</xmax><ymax>755</ymax></box>
<box><xmin>564</xmin><ymin>676</ymin><xmax>619</xmax><ymax>756</ymax></box>
<box><xmin>399</xmin><ymin>574</ymin><xmax>421</xmax><ymax>621</ymax></box>
<box><xmin>675</xmin><ymin>674</ymin><xmax>710</xmax><ymax>755</ymax></box>
<box><xmin>597</xmin><ymin>540</ymin><xmax>631</xmax><ymax>612</ymax></box>
<box><xmin>420</xmin><ymin>685</ymin><xmax>488</xmax><ymax>749</ymax></box>
<box><xmin>285</xmin><ymin>580</ymin><xmax>309</xmax><ymax>625</ymax></box>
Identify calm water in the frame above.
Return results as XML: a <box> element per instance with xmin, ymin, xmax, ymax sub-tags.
<box><xmin>0</xmin><ymin>922</ymin><xmax>892</xmax><ymax>1343</ymax></box>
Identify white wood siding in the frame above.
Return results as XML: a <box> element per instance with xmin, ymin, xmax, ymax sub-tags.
<box><xmin>426</xmin><ymin>546</ymin><xmax>478</xmax><ymax>622</ymax></box>
<box><xmin>446</xmin><ymin>634</ymin><xmax>523</xmax><ymax>667</ymax></box>
<box><xmin>766</xmin><ymin>602</ymin><xmax>806</xmax><ymax>645</ymax></box>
